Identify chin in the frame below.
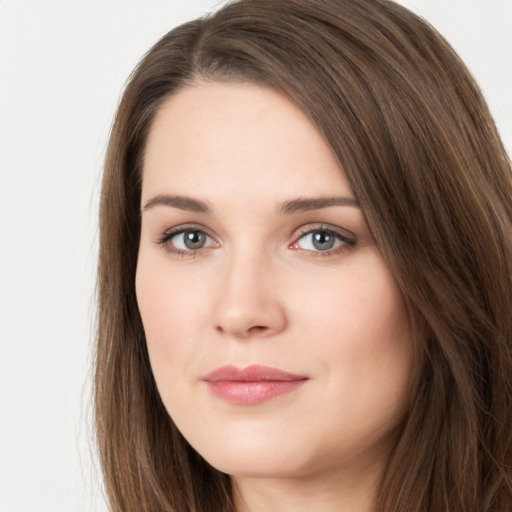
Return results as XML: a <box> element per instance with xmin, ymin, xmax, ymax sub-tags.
<box><xmin>184</xmin><ymin>427</ymin><xmax>303</xmax><ymax>477</ymax></box>
<box><xmin>203</xmin><ymin>451</ymin><xmax>304</xmax><ymax>479</ymax></box>
<box><xmin>189</xmin><ymin>431</ymin><xmax>334</xmax><ymax>479</ymax></box>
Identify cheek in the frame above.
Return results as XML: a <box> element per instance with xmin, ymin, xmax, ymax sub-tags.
<box><xmin>135</xmin><ymin>259</ymin><xmax>207</xmax><ymax>387</ymax></box>
<box><xmin>293</xmin><ymin>252</ymin><xmax>414</xmax><ymax>409</ymax></box>
<box><xmin>293</xmin><ymin>253</ymin><xmax>411</xmax><ymax>350</ymax></box>
<box><xmin>135</xmin><ymin>258</ymin><xmax>222</xmax><ymax>431</ymax></box>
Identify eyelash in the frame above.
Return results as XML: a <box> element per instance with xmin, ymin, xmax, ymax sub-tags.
<box><xmin>290</xmin><ymin>224</ymin><xmax>356</xmax><ymax>257</ymax></box>
<box><xmin>155</xmin><ymin>224</ymin><xmax>216</xmax><ymax>258</ymax></box>
<box><xmin>155</xmin><ymin>223</ymin><xmax>356</xmax><ymax>259</ymax></box>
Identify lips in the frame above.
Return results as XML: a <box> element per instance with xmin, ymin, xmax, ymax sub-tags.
<box><xmin>202</xmin><ymin>364</ymin><xmax>308</xmax><ymax>405</ymax></box>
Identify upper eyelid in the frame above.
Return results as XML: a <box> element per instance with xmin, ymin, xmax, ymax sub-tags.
<box><xmin>292</xmin><ymin>223</ymin><xmax>356</xmax><ymax>242</ymax></box>
<box><xmin>158</xmin><ymin>223</ymin><xmax>216</xmax><ymax>240</ymax></box>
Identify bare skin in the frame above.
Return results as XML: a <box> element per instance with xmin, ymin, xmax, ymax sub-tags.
<box><xmin>136</xmin><ymin>82</ymin><xmax>414</xmax><ymax>512</ymax></box>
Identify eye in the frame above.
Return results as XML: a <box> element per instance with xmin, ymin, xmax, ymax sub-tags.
<box><xmin>156</xmin><ymin>226</ymin><xmax>217</xmax><ymax>256</ymax></box>
<box><xmin>172</xmin><ymin>230</ymin><xmax>212</xmax><ymax>250</ymax></box>
<box><xmin>292</xmin><ymin>226</ymin><xmax>355</xmax><ymax>255</ymax></box>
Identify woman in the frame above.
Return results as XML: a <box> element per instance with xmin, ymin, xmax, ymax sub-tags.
<box><xmin>94</xmin><ymin>1</ymin><xmax>512</xmax><ymax>511</ymax></box>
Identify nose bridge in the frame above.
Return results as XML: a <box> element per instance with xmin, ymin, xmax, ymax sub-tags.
<box><xmin>213</xmin><ymin>243</ymin><xmax>286</xmax><ymax>338</ymax></box>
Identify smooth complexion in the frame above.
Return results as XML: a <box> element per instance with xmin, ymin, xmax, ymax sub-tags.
<box><xmin>136</xmin><ymin>82</ymin><xmax>414</xmax><ymax>512</ymax></box>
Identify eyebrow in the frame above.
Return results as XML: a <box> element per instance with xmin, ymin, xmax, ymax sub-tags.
<box><xmin>142</xmin><ymin>194</ymin><xmax>211</xmax><ymax>214</ymax></box>
<box><xmin>142</xmin><ymin>194</ymin><xmax>360</xmax><ymax>215</ymax></box>
<box><xmin>277</xmin><ymin>196</ymin><xmax>360</xmax><ymax>215</ymax></box>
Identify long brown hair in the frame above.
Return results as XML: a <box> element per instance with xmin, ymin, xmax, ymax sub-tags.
<box><xmin>95</xmin><ymin>1</ymin><xmax>512</xmax><ymax>510</ymax></box>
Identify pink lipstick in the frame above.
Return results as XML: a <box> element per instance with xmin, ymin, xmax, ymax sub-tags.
<box><xmin>203</xmin><ymin>365</ymin><xmax>308</xmax><ymax>405</ymax></box>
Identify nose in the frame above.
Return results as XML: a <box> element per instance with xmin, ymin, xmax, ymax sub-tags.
<box><xmin>212</xmin><ymin>251</ymin><xmax>287</xmax><ymax>339</ymax></box>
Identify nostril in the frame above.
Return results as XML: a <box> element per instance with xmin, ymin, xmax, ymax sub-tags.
<box><xmin>215</xmin><ymin>323</ymin><xmax>270</xmax><ymax>337</ymax></box>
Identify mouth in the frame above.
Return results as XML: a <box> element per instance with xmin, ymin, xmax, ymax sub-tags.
<box><xmin>202</xmin><ymin>364</ymin><xmax>309</xmax><ymax>405</ymax></box>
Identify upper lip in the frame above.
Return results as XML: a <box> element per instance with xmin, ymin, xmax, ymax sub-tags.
<box><xmin>203</xmin><ymin>364</ymin><xmax>308</xmax><ymax>382</ymax></box>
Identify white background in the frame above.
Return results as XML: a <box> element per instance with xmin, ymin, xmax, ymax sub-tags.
<box><xmin>0</xmin><ymin>1</ymin><xmax>510</xmax><ymax>511</ymax></box>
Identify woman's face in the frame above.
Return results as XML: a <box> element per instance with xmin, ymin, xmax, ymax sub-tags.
<box><xmin>136</xmin><ymin>82</ymin><xmax>414</xmax><ymax>481</ymax></box>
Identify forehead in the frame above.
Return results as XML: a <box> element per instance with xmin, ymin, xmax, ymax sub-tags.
<box><xmin>141</xmin><ymin>81</ymin><xmax>352</xmax><ymax>202</ymax></box>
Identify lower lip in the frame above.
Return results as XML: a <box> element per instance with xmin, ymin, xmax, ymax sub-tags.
<box><xmin>205</xmin><ymin>380</ymin><xmax>307</xmax><ymax>405</ymax></box>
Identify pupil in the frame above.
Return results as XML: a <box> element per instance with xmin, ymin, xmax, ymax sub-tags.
<box><xmin>312</xmin><ymin>231</ymin><xmax>334</xmax><ymax>250</ymax></box>
<box><xmin>184</xmin><ymin>231</ymin><xmax>205</xmax><ymax>249</ymax></box>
